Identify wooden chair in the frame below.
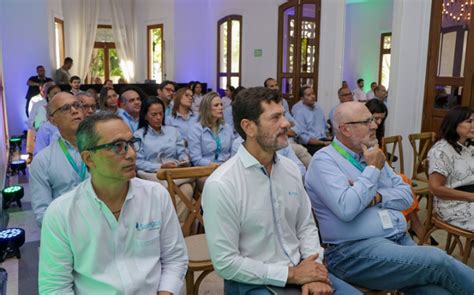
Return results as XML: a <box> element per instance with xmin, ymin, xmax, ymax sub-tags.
<box><xmin>419</xmin><ymin>160</ymin><xmax>474</xmax><ymax>263</ymax></box>
<box><xmin>408</xmin><ymin>132</ymin><xmax>436</xmax><ymax>201</ymax></box>
<box><xmin>157</xmin><ymin>166</ymin><xmax>218</xmax><ymax>295</ymax></box>
<box><xmin>381</xmin><ymin>135</ymin><xmax>404</xmax><ymax>173</ymax></box>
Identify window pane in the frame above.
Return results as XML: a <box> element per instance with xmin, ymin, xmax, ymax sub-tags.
<box><xmin>95</xmin><ymin>28</ymin><xmax>114</xmax><ymax>42</ymax></box>
<box><xmin>383</xmin><ymin>35</ymin><xmax>391</xmax><ymax>50</ymax></box>
<box><xmin>149</xmin><ymin>26</ymin><xmax>163</xmax><ymax>83</ymax></box>
<box><xmin>282</xmin><ymin>7</ymin><xmax>296</xmax><ymax>73</ymax></box>
<box><xmin>281</xmin><ymin>77</ymin><xmax>293</xmax><ymax>96</ymax></box>
<box><xmin>219</xmin><ymin>22</ymin><xmax>228</xmax><ymax>72</ymax></box>
<box><xmin>300</xmin><ymin>78</ymin><xmax>313</xmax><ymax>88</ymax></box>
<box><xmin>54</xmin><ymin>20</ymin><xmax>64</xmax><ymax>68</ymax></box>
<box><xmin>219</xmin><ymin>77</ymin><xmax>227</xmax><ymax>91</ymax></box>
<box><xmin>230</xmin><ymin>77</ymin><xmax>239</xmax><ymax>88</ymax></box>
<box><xmin>109</xmin><ymin>48</ymin><xmax>124</xmax><ymax>83</ymax></box>
<box><xmin>231</xmin><ymin>20</ymin><xmax>240</xmax><ymax>73</ymax></box>
<box><xmin>381</xmin><ymin>54</ymin><xmax>391</xmax><ymax>89</ymax></box>
<box><xmin>300</xmin><ymin>4</ymin><xmax>317</xmax><ymax>74</ymax></box>
<box><xmin>89</xmin><ymin>48</ymin><xmax>105</xmax><ymax>83</ymax></box>
<box><xmin>433</xmin><ymin>85</ymin><xmax>463</xmax><ymax>109</ymax></box>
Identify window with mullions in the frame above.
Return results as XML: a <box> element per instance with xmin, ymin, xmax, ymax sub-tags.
<box><xmin>147</xmin><ymin>24</ymin><xmax>164</xmax><ymax>83</ymax></box>
<box><xmin>54</xmin><ymin>18</ymin><xmax>65</xmax><ymax>69</ymax></box>
<box><xmin>217</xmin><ymin>15</ymin><xmax>242</xmax><ymax>90</ymax></box>
<box><xmin>379</xmin><ymin>32</ymin><xmax>391</xmax><ymax>88</ymax></box>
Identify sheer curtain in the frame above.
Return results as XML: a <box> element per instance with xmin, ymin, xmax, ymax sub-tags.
<box><xmin>110</xmin><ymin>0</ymin><xmax>137</xmax><ymax>82</ymax></box>
<box><xmin>63</xmin><ymin>0</ymin><xmax>100</xmax><ymax>81</ymax></box>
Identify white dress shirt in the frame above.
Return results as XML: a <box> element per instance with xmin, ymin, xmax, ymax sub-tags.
<box><xmin>202</xmin><ymin>145</ymin><xmax>324</xmax><ymax>287</ymax></box>
<box><xmin>353</xmin><ymin>87</ymin><xmax>367</xmax><ymax>102</ymax></box>
<box><xmin>39</xmin><ymin>177</ymin><xmax>188</xmax><ymax>295</ymax></box>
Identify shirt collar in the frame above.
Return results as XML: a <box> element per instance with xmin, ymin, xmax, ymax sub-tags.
<box><xmin>122</xmin><ymin>110</ymin><xmax>138</xmax><ymax>122</ymax></box>
<box><xmin>333</xmin><ymin>137</ymin><xmax>363</xmax><ymax>161</ymax></box>
<box><xmin>148</xmin><ymin>125</ymin><xmax>164</xmax><ymax>135</ymax></box>
<box><xmin>237</xmin><ymin>143</ymin><xmax>279</xmax><ymax>169</ymax></box>
<box><xmin>85</xmin><ymin>177</ymin><xmax>136</xmax><ymax>208</ymax></box>
<box><xmin>203</xmin><ymin>124</ymin><xmax>224</xmax><ymax>133</ymax></box>
<box><xmin>175</xmin><ymin>110</ymin><xmax>194</xmax><ymax>119</ymax></box>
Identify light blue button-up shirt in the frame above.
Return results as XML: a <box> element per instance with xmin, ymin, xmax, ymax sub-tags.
<box><xmin>30</xmin><ymin>137</ymin><xmax>89</xmax><ymax>226</ymax></box>
<box><xmin>305</xmin><ymin>138</ymin><xmax>413</xmax><ymax>244</ymax></box>
<box><xmin>188</xmin><ymin>122</ymin><xmax>234</xmax><ymax>166</ymax></box>
<box><xmin>134</xmin><ymin>125</ymin><xmax>188</xmax><ymax>172</ymax></box>
<box><xmin>165</xmin><ymin>111</ymin><xmax>198</xmax><ymax>141</ymax></box>
<box><xmin>34</xmin><ymin>121</ymin><xmax>60</xmax><ymax>155</ymax></box>
<box><xmin>292</xmin><ymin>101</ymin><xmax>327</xmax><ymax>144</ymax></box>
<box><xmin>118</xmin><ymin>110</ymin><xmax>139</xmax><ymax>133</ymax></box>
<box><xmin>231</xmin><ymin>136</ymin><xmax>306</xmax><ymax>177</ymax></box>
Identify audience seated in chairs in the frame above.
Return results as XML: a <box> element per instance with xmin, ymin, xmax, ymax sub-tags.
<box><xmin>428</xmin><ymin>106</ymin><xmax>474</xmax><ymax>231</ymax></box>
<box><xmin>305</xmin><ymin>101</ymin><xmax>474</xmax><ymax>293</ymax></box>
<box><xmin>167</xmin><ymin>87</ymin><xmax>198</xmax><ymax>142</ymax></box>
<box><xmin>203</xmin><ymin>87</ymin><xmax>359</xmax><ymax>295</ymax></box>
<box><xmin>188</xmin><ymin>91</ymin><xmax>234</xmax><ymax>167</ymax></box>
<box><xmin>134</xmin><ymin>96</ymin><xmax>194</xmax><ymax>223</ymax></box>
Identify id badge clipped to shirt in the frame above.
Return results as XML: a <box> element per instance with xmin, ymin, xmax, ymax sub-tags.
<box><xmin>378</xmin><ymin>209</ymin><xmax>394</xmax><ymax>229</ymax></box>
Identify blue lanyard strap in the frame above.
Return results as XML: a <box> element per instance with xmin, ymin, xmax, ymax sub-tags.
<box><xmin>331</xmin><ymin>141</ymin><xmax>365</xmax><ymax>172</ymax></box>
<box><xmin>58</xmin><ymin>138</ymin><xmax>86</xmax><ymax>181</ymax></box>
<box><xmin>213</xmin><ymin>132</ymin><xmax>222</xmax><ymax>161</ymax></box>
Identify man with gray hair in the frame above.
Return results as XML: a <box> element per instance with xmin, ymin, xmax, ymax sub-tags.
<box><xmin>39</xmin><ymin>112</ymin><xmax>188</xmax><ymax>294</ymax></box>
<box><xmin>76</xmin><ymin>92</ymin><xmax>97</xmax><ymax>117</ymax></box>
<box><xmin>305</xmin><ymin>101</ymin><xmax>474</xmax><ymax>293</ymax></box>
<box><xmin>30</xmin><ymin>92</ymin><xmax>86</xmax><ymax>226</ymax></box>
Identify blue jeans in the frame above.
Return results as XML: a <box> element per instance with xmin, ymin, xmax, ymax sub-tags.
<box><xmin>224</xmin><ymin>273</ymin><xmax>361</xmax><ymax>295</ymax></box>
<box><xmin>324</xmin><ymin>232</ymin><xmax>474</xmax><ymax>295</ymax></box>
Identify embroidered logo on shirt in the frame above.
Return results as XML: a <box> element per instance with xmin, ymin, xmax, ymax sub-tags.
<box><xmin>288</xmin><ymin>191</ymin><xmax>299</xmax><ymax>197</ymax></box>
<box><xmin>136</xmin><ymin>220</ymin><xmax>161</xmax><ymax>231</ymax></box>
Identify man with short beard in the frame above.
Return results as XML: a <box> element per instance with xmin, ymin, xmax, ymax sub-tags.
<box><xmin>305</xmin><ymin>101</ymin><xmax>474</xmax><ymax>293</ymax></box>
<box><xmin>30</xmin><ymin>92</ymin><xmax>87</xmax><ymax>226</ymax></box>
<box><xmin>203</xmin><ymin>87</ymin><xmax>359</xmax><ymax>295</ymax></box>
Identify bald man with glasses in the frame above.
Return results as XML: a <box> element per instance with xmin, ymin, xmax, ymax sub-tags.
<box><xmin>305</xmin><ymin>101</ymin><xmax>474</xmax><ymax>294</ymax></box>
<box><xmin>39</xmin><ymin>112</ymin><xmax>188</xmax><ymax>295</ymax></box>
<box><xmin>30</xmin><ymin>92</ymin><xmax>87</xmax><ymax>227</ymax></box>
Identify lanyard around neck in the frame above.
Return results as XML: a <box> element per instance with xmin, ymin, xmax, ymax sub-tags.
<box><xmin>212</xmin><ymin>130</ymin><xmax>222</xmax><ymax>161</ymax></box>
<box><xmin>58</xmin><ymin>138</ymin><xmax>86</xmax><ymax>181</ymax></box>
<box><xmin>331</xmin><ymin>141</ymin><xmax>365</xmax><ymax>172</ymax></box>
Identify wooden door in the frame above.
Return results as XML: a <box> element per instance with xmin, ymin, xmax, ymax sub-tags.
<box><xmin>422</xmin><ymin>0</ymin><xmax>474</xmax><ymax>132</ymax></box>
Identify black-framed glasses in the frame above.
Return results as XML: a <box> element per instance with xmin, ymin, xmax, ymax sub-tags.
<box><xmin>50</xmin><ymin>101</ymin><xmax>83</xmax><ymax>116</ymax></box>
<box><xmin>343</xmin><ymin>116</ymin><xmax>375</xmax><ymax>126</ymax></box>
<box><xmin>87</xmin><ymin>137</ymin><xmax>142</xmax><ymax>155</ymax></box>
<box><xmin>82</xmin><ymin>104</ymin><xmax>97</xmax><ymax>111</ymax></box>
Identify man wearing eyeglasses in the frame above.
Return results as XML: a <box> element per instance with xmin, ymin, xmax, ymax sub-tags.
<box><xmin>76</xmin><ymin>92</ymin><xmax>97</xmax><ymax>117</ymax></box>
<box><xmin>157</xmin><ymin>80</ymin><xmax>176</xmax><ymax>117</ymax></box>
<box><xmin>305</xmin><ymin>101</ymin><xmax>474</xmax><ymax>293</ymax></box>
<box><xmin>328</xmin><ymin>87</ymin><xmax>354</xmax><ymax>127</ymax></box>
<box><xmin>30</xmin><ymin>92</ymin><xmax>87</xmax><ymax>227</ymax></box>
<box><xmin>39</xmin><ymin>112</ymin><xmax>188</xmax><ymax>295</ymax></box>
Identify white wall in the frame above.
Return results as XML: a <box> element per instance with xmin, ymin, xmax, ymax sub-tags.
<box><xmin>0</xmin><ymin>5</ymin><xmax>9</xmax><ymax>187</ymax></box>
<box><xmin>343</xmin><ymin>0</ymin><xmax>393</xmax><ymax>91</ymax></box>
<box><xmin>386</xmin><ymin>0</ymin><xmax>431</xmax><ymax>176</ymax></box>
<box><xmin>1</xmin><ymin>0</ymin><xmax>51</xmax><ymax>135</ymax></box>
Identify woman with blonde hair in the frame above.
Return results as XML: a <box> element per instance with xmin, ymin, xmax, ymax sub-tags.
<box><xmin>188</xmin><ymin>91</ymin><xmax>234</xmax><ymax>166</ymax></box>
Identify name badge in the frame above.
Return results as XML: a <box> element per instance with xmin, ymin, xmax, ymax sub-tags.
<box><xmin>378</xmin><ymin>210</ymin><xmax>394</xmax><ymax>229</ymax></box>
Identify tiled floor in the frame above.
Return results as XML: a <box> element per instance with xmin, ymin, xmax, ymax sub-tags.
<box><xmin>1</xmin><ymin>172</ymin><xmax>473</xmax><ymax>295</ymax></box>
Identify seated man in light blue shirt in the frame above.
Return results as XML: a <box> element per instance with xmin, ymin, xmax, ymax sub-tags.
<box><xmin>305</xmin><ymin>101</ymin><xmax>474</xmax><ymax>294</ymax></box>
<box><xmin>39</xmin><ymin>112</ymin><xmax>188</xmax><ymax>295</ymax></box>
<box><xmin>292</xmin><ymin>86</ymin><xmax>331</xmax><ymax>155</ymax></box>
<box><xmin>30</xmin><ymin>92</ymin><xmax>87</xmax><ymax>227</ymax></box>
<box><xmin>203</xmin><ymin>87</ymin><xmax>359</xmax><ymax>295</ymax></box>
<box><xmin>118</xmin><ymin>87</ymin><xmax>144</xmax><ymax>132</ymax></box>
<box><xmin>157</xmin><ymin>80</ymin><xmax>176</xmax><ymax>117</ymax></box>
<box><xmin>328</xmin><ymin>87</ymin><xmax>353</xmax><ymax>127</ymax></box>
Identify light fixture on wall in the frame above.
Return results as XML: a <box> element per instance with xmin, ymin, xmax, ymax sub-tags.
<box><xmin>442</xmin><ymin>0</ymin><xmax>472</xmax><ymax>23</ymax></box>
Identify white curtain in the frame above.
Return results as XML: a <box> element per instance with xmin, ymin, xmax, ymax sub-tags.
<box><xmin>109</xmin><ymin>0</ymin><xmax>137</xmax><ymax>82</ymax></box>
<box><xmin>62</xmin><ymin>0</ymin><xmax>100</xmax><ymax>81</ymax></box>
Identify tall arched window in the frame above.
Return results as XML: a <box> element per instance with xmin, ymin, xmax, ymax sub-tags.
<box><xmin>217</xmin><ymin>15</ymin><xmax>242</xmax><ymax>91</ymax></box>
<box><xmin>277</xmin><ymin>0</ymin><xmax>321</xmax><ymax>105</ymax></box>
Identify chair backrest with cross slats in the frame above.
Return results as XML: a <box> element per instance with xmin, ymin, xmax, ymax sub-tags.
<box><xmin>408</xmin><ymin>132</ymin><xmax>436</xmax><ymax>180</ymax></box>
<box><xmin>156</xmin><ymin>166</ymin><xmax>217</xmax><ymax>237</ymax></box>
<box><xmin>382</xmin><ymin>135</ymin><xmax>405</xmax><ymax>174</ymax></box>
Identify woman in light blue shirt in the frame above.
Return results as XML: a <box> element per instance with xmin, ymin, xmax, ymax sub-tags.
<box><xmin>167</xmin><ymin>87</ymin><xmax>197</xmax><ymax>142</ymax></box>
<box><xmin>191</xmin><ymin>81</ymin><xmax>204</xmax><ymax>113</ymax></box>
<box><xmin>134</xmin><ymin>97</ymin><xmax>189</xmax><ymax>172</ymax></box>
<box><xmin>98</xmin><ymin>87</ymin><xmax>124</xmax><ymax>116</ymax></box>
<box><xmin>188</xmin><ymin>91</ymin><xmax>234</xmax><ymax>166</ymax></box>
<box><xmin>134</xmin><ymin>97</ymin><xmax>192</xmax><ymax>223</ymax></box>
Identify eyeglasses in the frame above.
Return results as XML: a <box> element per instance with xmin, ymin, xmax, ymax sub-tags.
<box><xmin>164</xmin><ymin>87</ymin><xmax>175</xmax><ymax>94</ymax></box>
<box><xmin>82</xmin><ymin>104</ymin><xmax>97</xmax><ymax>111</ymax></box>
<box><xmin>340</xmin><ymin>93</ymin><xmax>353</xmax><ymax>97</ymax></box>
<box><xmin>87</xmin><ymin>137</ymin><xmax>142</xmax><ymax>155</ymax></box>
<box><xmin>50</xmin><ymin>101</ymin><xmax>83</xmax><ymax>116</ymax></box>
<box><xmin>343</xmin><ymin>116</ymin><xmax>376</xmax><ymax>126</ymax></box>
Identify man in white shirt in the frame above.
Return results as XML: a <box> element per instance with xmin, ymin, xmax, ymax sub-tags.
<box><xmin>366</xmin><ymin>82</ymin><xmax>377</xmax><ymax>100</ymax></box>
<box><xmin>39</xmin><ymin>112</ymin><xmax>188</xmax><ymax>295</ymax></box>
<box><xmin>352</xmin><ymin>78</ymin><xmax>367</xmax><ymax>102</ymax></box>
<box><xmin>203</xmin><ymin>87</ymin><xmax>359</xmax><ymax>294</ymax></box>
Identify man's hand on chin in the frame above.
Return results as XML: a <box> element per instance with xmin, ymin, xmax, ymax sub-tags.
<box><xmin>302</xmin><ymin>282</ymin><xmax>333</xmax><ymax>295</ymax></box>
